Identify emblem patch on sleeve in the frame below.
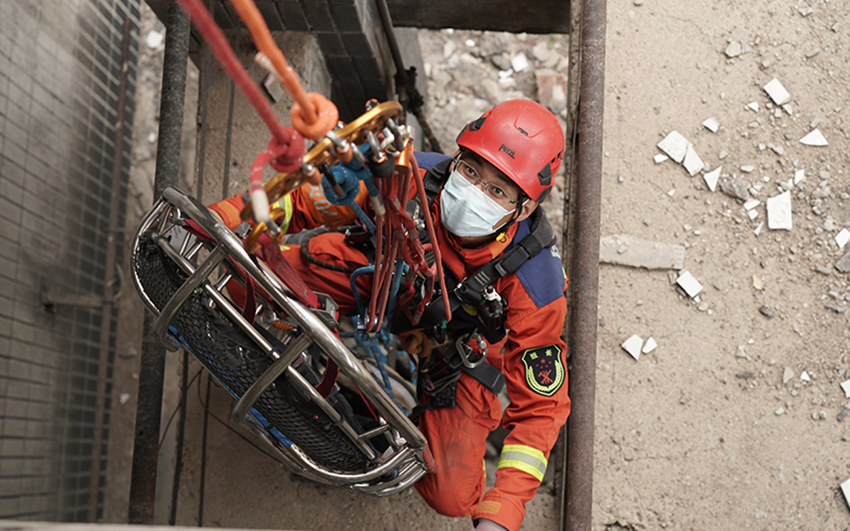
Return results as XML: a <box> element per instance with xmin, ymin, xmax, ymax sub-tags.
<box><xmin>521</xmin><ymin>345</ymin><xmax>565</xmax><ymax>397</ymax></box>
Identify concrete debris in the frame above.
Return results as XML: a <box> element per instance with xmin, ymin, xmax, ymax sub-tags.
<box><xmin>783</xmin><ymin>367</ymin><xmax>794</xmax><ymax>384</ymax></box>
<box><xmin>800</xmin><ymin>371</ymin><xmax>810</xmax><ymax>382</ymax></box>
<box><xmin>747</xmin><ymin>209</ymin><xmax>759</xmax><ymax>220</ymax></box>
<box><xmin>798</xmin><ymin>6</ymin><xmax>813</xmax><ymax>16</ymax></box>
<box><xmin>720</xmin><ymin>178</ymin><xmax>751</xmax><ymax>201</ymax></box>
<box><xmin>836</xmin><ymin>229</ymin><xmax>850</xmax><ymax>249</ymax></box>
<box><xmin>775</xmin><ymin>407</ymin><xmax>785</xmax><ymax>416</ymax></box>
<box><xmin>805</xmin><ymin>48</ymin><xmax>820</xmax><ymax>59</ymax></box>
<box><xmin>740</xmin><ymin>165</ymin><xmax>755</xmax><ymax>173</ymax></box>
<box><xmin>841</xmin><ymin>379</ymin><xmax>850</xmax><ymax>398</ymax></box>
<box><xmin>736</xmin><ymin>371</ymin><xmax>755</xmax><ymax>379</ymax></box>
<box><xmin>735</xmin><ymin>345</ymin><xmax>748</xmax><ymax>359</ymax></box>
<box><xmin>622</xmin><ymin>334</ymin><xmax>643</xmax><ymax>360</ymax></box>
<box><xmin>763</xmin><ymin>78</ymin><xmax>791</xmax><ymax>105</ymax></box>
<box><xmin>753</xmin><ymin>222</ymin><xmax>763</xmax><ymax>236</ymax></box>
<box><xmin>676</xmin><ymin>270</ymin><xmax>703</xmax><ymax>298</ymax></box>
<box><xmin>510</xmin><ymin>52</ymin><xmax>529</xmax><ymax>72</ymax></box>
<box><xmin>833</xmin><ymin>22</ymin><xmax>841</xmax><ymax>32</ymax></box>
<box><xmin>836</xmin><ymin>252</ymin><xmax>850</xmax><ymax>273</ymax></box>
<box><xmin>657</xmin><ymin>131</ymin><xmax>690</xmax><ymax>163</ymax></box>
<box><xmin>816</xmin><ymin>264</ymin><xmax>833</xmax><ymax>276</ymax></box>
<box><xmin>703</xmin><ymin>117</ymin><xmax>719</xmax><ymax>132</ymax></box>
<box><xmin>719</xmin><ymin>150</ymin><xmax>728</xmax><ymax>160</ymax></box>
<box><xmin>642</xmin><ymin>337</ymin><xmax>657</xmax><ymax>354</ymax></box>
<box><xmin>839</xmin><ymin>408</ymin><xmax>849</xmax><ymax>422</ymax></box>
<box><xmin>599</xmin><ymin>234</ymin><xmax>686</xmax><ymax>270</ymax></box>
<box><xmin>800</xmin><ymin>129</ymin><xmax>828</xmax><ymax>146</ymax></box>
<box><xmin>794</xmin><ymin>169</ymin><xmax>805</xmax><ymax>185</ymax></box>
<box><xmin>768</xmin><ymin>143</ymin><xmax>785</xmax><ymax>156</ymax></box>
<box><xmin>704</xmin><ymin>166</ymin><xmax>721</xmax><ymax>192</ymax></box>
<box><xmin>747</xmin><ymin>101</ymin><xmax>759</xmax><ymax>113</ymax></box>
<box><xmin>758</xmin><ymin>305</ymin><xmax>776</xmax><ymax>318</ymax></box>
<box><xmin>119</xmin><ymin>393</ymin><xmax>131</xmax><ymax>405</ymax></box>
<box><xmin>725</xmin><ymin>41</ymin><xmax>742</xmax><ymax>58</ymax></box>
<box><xmin>812</xmin><ymin>410</ymin><xmax>827</xmax><ymax>420</ymax></box>
<box><xmin>668</xmin><ymin>189</ymin><xmax>676</xmax><ymax>197</ymax></box>
<box><xmin>766</xmin><ymin>191</ymin><xmax>792</xmax><ymax>230</ymax></box>
<box><xmin>263</xmin><ymin>74</ymin><xmax>285</xmax><ymax>103</ymax></box>
<box><xmin>743</xmin><ymin>199</ymin><xmax>760</xmax><ymax>211</ymax></box>
<box><xmin>752</xmin><ymin>275</ymin><xmax>764</xmax><ymax>291</ymax></box>
<box><xmin>683</xmin><ymin>144</ymin><xmax>704</xmax><ymax>176</ymax></box>
<box><xmin>654</xmin><ymin>153</ymin><xmax>669</xmax><ymax>164</ymax></box>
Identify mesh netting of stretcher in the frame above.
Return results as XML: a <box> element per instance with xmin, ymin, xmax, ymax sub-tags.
<box><xmin>133</xmin><ymin>232</ymin><xmax>368</xmax><ymax>472</ymax></box>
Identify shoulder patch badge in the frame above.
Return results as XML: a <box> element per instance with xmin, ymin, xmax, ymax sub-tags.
<box><xmin>521</xmin><ymin>345</ymin><xmax>565</xmax><ymax>397</ymax></box>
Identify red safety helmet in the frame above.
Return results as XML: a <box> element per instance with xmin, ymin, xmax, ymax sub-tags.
<box><xmin>456</xmin><ymin>99</ymin><xmax>565</xmax><ymax>203</ymax></box>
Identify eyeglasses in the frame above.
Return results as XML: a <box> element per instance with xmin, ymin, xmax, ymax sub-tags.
<box><xmin>453</xmin><ymin>158</ymin><xmax>519</xmax><ymax>205</ymax></box>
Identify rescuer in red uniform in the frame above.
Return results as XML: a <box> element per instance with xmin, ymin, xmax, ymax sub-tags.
<box><xmin>210</xmin><ymin>100</ymin><xmax>570</xmax><ymax>531</ymax></box>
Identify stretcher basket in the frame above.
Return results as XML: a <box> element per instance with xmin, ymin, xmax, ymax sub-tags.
<box><xmin>130</xmin><ymin>187</ymin><xmax>433</xmax><ymax>495</ymax></box>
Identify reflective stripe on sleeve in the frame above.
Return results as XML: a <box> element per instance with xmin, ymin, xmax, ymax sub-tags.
<box><xmin>270</xmin><ymin>194</ymin><xmax>294</xmax><ymax>235</ymax></box>
<box><xmin>497</xmin><ymin>444</ymin><xmax>547</xmax><ymax>482</ymax></box>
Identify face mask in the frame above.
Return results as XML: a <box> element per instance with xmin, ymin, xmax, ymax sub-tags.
<box><xmin>440</xmin><ymin>170</ymin><xmax>516</xmax><ymax>237</ymax></box>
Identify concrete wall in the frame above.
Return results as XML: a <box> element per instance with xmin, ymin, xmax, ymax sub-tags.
<box><xmin>0</xmin><ymin>0</ymin><xmax>139</xmax><ymax>521</ymax></box>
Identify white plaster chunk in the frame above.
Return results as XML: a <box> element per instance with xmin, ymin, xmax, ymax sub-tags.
<box><xmin>676</xmin><ymin>270</ymin><xmax>703</xmax><ymax>298</ymax></box>
<box><xmin>743</xmin><ymin>199</ymin><xmax>761</xmax><ymax>211</ymax></box>
<box><xmin>842</xmin><ymin>378</ymin><xmax>850</xmax><ymax>398</ymax></box>
<box><xmin>642</xmin><ymin>337</ymin><xmax>657</xmax><ymax>354</ymax></box>
<box><xmin>753</xmin><ymin>222</ymin><xmax>763</xmax><ymax>236</ymax></box>
<box><xmin>842</xmin><ymin>478</ymin><xmax>850</xmax><ymax>511</ymax></box>
<box><xmin>767</xmin><ymin>191</ymin><xmax>792</xmax><ymax>230</ymax></box>
<box><xmin>725</xmin><ymin>41</ymin><xmax>742</xmax><ymax>58</ymax></box>
<box><xmin>683</xmin><ymin>144</ymin><xmax>704</xmax><ymax>176</ymax></box>
<box><xmin>510</xmin><ymin>52</ymin><xmax>529</xmax><ymax>72</ymax></box>
<box><xmin>704</xmin><ymin>166</ymin><xmax>721</xmax><ymax>192</ymax></box>
<box><xmin>622</xmin><ymin>335</ymin><xmax>643</xmax><ymax>360</ymax></box>
<box><xmin>747</xmin><ymin>209</ymin><xmax>759</xmax><ymax>220</ymax></box>
<box><xmin>657</xmin><ymin>131</ymin><xmax>690</xmax><ymax>163</ymax></box>
<box><xmin>794</xmin><ymin>169</ymin><xmax>805</xmax><ymax>185</ymax></box>
<box><xmin>800</xmin><ymin>129</ymin><xmax>828</xmax><ymax>146</ymax></box>
<box><xmin>740</xmin><ymin>165</ymin><xmax>755</xmax><ymax>173</ymax></box>
<box><xmin>653</xmin><ymin>153</ymin><xmax>669</xmax><ymax>164</ymax></box>
<box><xmin>747</xmin><ymin>101</ymin><xmax>759</xmax><ymax>112</ymax></box>
<box><xmin>146</xmin><ymin>30</ymin><xmax>164</xmax><ymax>49</ymax></box>
<box><xmin>836</xmin><ymin>228</ymin><xmax>850</xmax><ymax>249</ymax></box>
<box><xmin>763</xmin><ymin>78</ymin><xmax>791</xmax><ymax>105</ymax></box>
<box><xmin>703</xmin><ymin>117</ymin><xmax>720</xmax><ymax>132</ymax></box>
<box><xmin>801</xmin><ymin>371</ymin><xmax>810</xmax><ymax>382</ymax></box>
<box><xmin>783</xmin><ymin>367</ymin><xmax>794</xmax><ymax>384</ymax></box>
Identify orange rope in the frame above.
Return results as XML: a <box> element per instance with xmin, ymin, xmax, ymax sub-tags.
<box><xmin>228</xmin><ymin>0</ymin><xmax>338</xmax><ymax>140</ymax></box>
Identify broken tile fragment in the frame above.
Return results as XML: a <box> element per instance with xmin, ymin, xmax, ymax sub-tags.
<box><xmin>753</xmin><ymin>222</ymin><xmax>763</xmax><ymax>236</ymax></box>
<box><xmin>800</xmin><ymin>129</ymin><xmax>828</xmax><ymax>146</ymax></box>
<box><xmin>703</xmin><ymin>117</ymin><xmax>719</xmax><ymax>132</ymax></box>
<box><xmin>747</xmin><ymin>101</ymin><xmax>759</xmax><ymax>112</ymax></box>
<box><xmin>622</xmin><ymin>335</ymin><xmax>643</xmax><ymax>360</ymax></box>
<box><xmin>743</xmin><ymin>199</ymin><xmax>760</xmax><ymax>211</ymax></box>
<box><xmin>704</xmin><ymin>166</ymin><xmax>721</xmax><ymax>192</ymax></box>
<box><xmin>599</xmin><ymin>235</ymin><xmax>686</xmax><ymax>270</ymax></box>
<box><xmin>794</xmin><ymin>169</ymin><xmax>805</xmax><ymax>185</ymax></box>
<box><xmin>653</xmin><ymin>153</ymin><xmax>669</xmax><ymax>164</ymax></box>
<box><xmin>676</xmin><ymin>270</ymin><xmax>703</xmax><ymax>298</ymax></box>
<box><xmin>801</xmin><ymin>371</ymin><xmax>810</xmax><ymax>382</ymax></box>
<box><xmin>657</xmin><ymin>131</ymin><xmax>690</xmax><ymax>163</ymax></box>
<box><xmin>683</xmin><ymin>144</ymin><xmax>704</xmax><ymax>176</ymax></box>
<box><xmin>747</xmin><ymin>209</ymin><xmax>759</xmax><ymax>220</ymax></box>
<box><xmin>720</xmin><ymin>178</ymin><xmax>750</xmax><ymax>201</ymax></box>
<box><xmin>642</xmin><ymin>337</ymin><xmax>657</xmax><ymax>354</ymax></box>
<box><xmin>763</xmin><ymin>78</ymin><xmax>791</xmax><ymax>105</ymax></box>
<box><xmin>767</xmin><ymin>191</ymin><xmax>792</xmax><ymax>230</ymax></box>
<box><xmin>836</xmin><ymin>229</ymin><xmax>850</xmax><ymax>249</ymax></box>
<box><xmin>841</xmin><ymin>379</ymin><xmax>850</xmax><ymax>398</ymax></box>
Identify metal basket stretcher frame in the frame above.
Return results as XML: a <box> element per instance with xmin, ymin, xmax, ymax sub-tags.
<box><xmin>130</xmin><ymin>187</ymin><xmax>432</xmax><ymax>496</ymax></box>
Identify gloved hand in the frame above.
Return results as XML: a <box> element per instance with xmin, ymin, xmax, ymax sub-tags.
<box><xmin>474</xmin><ymin>518</ymin><xmax>508</xmax><ymax>531</ymax></box>
<box><xmin>398</xmin><ymin>330</ymin><xmax>433</xmax><ymax>359</ymax></box>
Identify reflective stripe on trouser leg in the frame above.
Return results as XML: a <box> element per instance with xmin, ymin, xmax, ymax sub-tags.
<box><xmin>496</xmin><ymin>444</ymin><xmax>547</xmax><ymax>482</ymax></box>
